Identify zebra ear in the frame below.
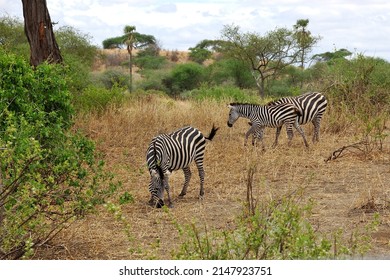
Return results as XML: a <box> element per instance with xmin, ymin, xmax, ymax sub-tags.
<box><xmin>227</xmin><ymin>104</ymin><xmax>233</xmax><ymax>109</ymax></box>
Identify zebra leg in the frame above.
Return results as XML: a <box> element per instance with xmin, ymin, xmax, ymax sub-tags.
<box><xmin>272</xmin><ymin>126</ymin><xmax>282</xmax><ymax>148</ymax></box>
<box><xmin>254</xmin><ymin>127</ymin><xmax>266</xmax><ymax>150</ymax></box>
<box><xmin>163</xmin><ymin>174</ymin><xmax>174</xmax><ymax>208</ymax></box>
<box><xmin>245</xmin><ymin>125</ymin><xmax>257</xmax><ymax>146</ymax></box>
<box><xmin>293</xmin><ymin>121</ymin><xmax>309</xmax><ymax>147</ymax></box>
<box><xmin>195</xmin><ymin>162</ymin><xmax>205</xmax><ymax>198</ymax></box>
<box><xmin>285</xmin><ymin>123</ymin><xmax>295</xmax><ymax>146</ymax></box>
<box><xmin>312</xmin><ymin>118</ymin><xmax>321</xmax><ymax>142</ymax></box>
<box><xmin>179</xmin><ymin>166</ymin><xmax>191</xmax><ymax>197</ymax></box>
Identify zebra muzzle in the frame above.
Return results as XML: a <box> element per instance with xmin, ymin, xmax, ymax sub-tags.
<box><xmin>227</xmin><ymin>121</ymin><xmax>233</xmax><ymax>127</ymax></box>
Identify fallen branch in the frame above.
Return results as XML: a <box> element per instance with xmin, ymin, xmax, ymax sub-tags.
<box><xmin>325</xmin><ymin>140</ymin><xmax>370</xmax><ymax>162</ymax></box>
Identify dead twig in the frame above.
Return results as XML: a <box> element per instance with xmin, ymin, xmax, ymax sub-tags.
<box><xmin>325</xmin><ymin>140</ymin><xmax>370</xmax><ymax>162</ymax></box>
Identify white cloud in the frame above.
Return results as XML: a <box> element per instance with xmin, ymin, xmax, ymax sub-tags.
<box><xmin>0</xmin><ymin>0</ymin><xmax>389</xmax><ymax>61</ymax></box>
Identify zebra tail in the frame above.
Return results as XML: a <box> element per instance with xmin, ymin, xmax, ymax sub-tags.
<box><xmin>205</xmin><ymin>124</ymin><xmax>219</xmax><ymax>141</ymax></box>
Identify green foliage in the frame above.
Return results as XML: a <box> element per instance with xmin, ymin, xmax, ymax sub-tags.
<box><xmin>0</xmin><ymin>16</ymin><xmax>29</xmax><ymax>59</ymax></box>
<box><xmin>163</xmin><ymin>63</ymin><xmax>205</xmax><ymax>97</ymax></box>
<box><xmin>73</xmin><ymin>84</ymin><xmax>126</xmax><ymax>113</ymax></box>
<box><xmin>136</xmin><ymin>69</ymin><xmax>170</xmax><ymax>92</ymax></box>
<box><xmin>55</xmin><ymin>26</ymin><xmax>98</xmax><ymax>92</ymax></box>
<box><xmin>188</xmin><ymin>46</ymin><xmax>212</xmax><ymax>64</ymax></box>
<box><xmin>173</xmin><ymin>196</ymin><xmax>334</xmax><ymax>259</ymax></box>
<box><xmin>102</xmin><ymin>27</ymin><xmax>156</xmax><ymax>49</ymax></box>
<box><xmin>219</xmin><ymin>23</ymin><xmax>319</xmax><ymax>97</ymax></box>
<box><xmin>206</xmin><ymin>58</ymin><xmax>255</xmax><ymax>89</ymax></box>
<box><xmin>134</xmin><ymin>54</ymin><xmax>167</xmax><ymax>70</ymax></box>
<box><xmin>184</xmin><ymin>85</ymin><xmax>258</xmax><ymax>103</ymax></box>
<box><xmin>315</xmin><ymin>54</ymin><xmax>390</xmax><ymax>141</ymax></box>
<box><xmin>98</xmin><ymin>69</ymin><xmax>129</xmax><ymax>89</ymax></box>
<box><xmin>312</xmin><ymin>48</ymin><xmax>352</xmax><ymax>63</ymax></box>
<box><xmin>0</xmin><ymin>50</ymin><xmax>121</xmax><ymax>259</ymax></box>
<box><xmin>55</xmin><ymin>26</ymin><xmax>97</xmax><ymax>67</ymax></box>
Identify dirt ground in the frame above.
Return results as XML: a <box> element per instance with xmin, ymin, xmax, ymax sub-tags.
<box><xmin>34</xmin><ymin>96</ymin><xmax>390</xmax><ymax>259</ymax></box>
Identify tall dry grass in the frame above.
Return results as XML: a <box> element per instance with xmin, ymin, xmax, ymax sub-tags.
<box><xmin>35</xmin><ymin>95</ymin><xmax>390</xmax><ymax>259</ymax></box>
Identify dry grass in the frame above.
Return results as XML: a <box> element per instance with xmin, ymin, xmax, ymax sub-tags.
<box><xmin>34</xmin><ymin>95</ymin><xmax>390</xmax><ymax>259</ymax></box>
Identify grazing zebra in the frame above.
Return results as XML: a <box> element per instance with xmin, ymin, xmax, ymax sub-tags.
<box><xmin>267</xmin><ymin>92</ymin><xmax>327</xmax><ymax>143</ymax></box>
<box><xmin>227</xmin><ymin>102</ymin><xmax>308</xmax><ymax>149</ymax></box>
<box><xmin>146</xmin><ymin>125</ymin><xmax>219</xmax><ymax>208</ymax></box>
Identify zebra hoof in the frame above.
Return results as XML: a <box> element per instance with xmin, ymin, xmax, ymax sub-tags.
<box><xmin>178</xmin><ymin>193</ymin><xmax>186</xmax><ymax>198</ymax></box>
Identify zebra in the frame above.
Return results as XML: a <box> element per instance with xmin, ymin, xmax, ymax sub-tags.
<box><xmin>227</xmin><ymin>102</ymin><xmax>308</xmax><ymax>149</ymax></box>
<box><xmin>146</xmin><ymin>125</ymin><xmax>219</xmax><ymax>208</ymax></box>
<box><xmin>267</xmin><ymin>92</ymin><xmax>327</xmax><ymax>143</ymax></box>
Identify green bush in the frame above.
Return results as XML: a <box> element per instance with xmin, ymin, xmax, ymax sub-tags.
<box><xmin>134</xmin><ymin>55</ymin><xmax>167</xmax><ymax>70</ymax></box>
<box><xmin>135</xmin><ymin>69</ymin><xmax>170</xmax><ymax>92</ymax></box>
<box><xmin>205</xmin><ymin>58</ymin><xmax>255</xmax><ymax>89</ymax></box>
<box><xmin>317</xmin><ymin>55</ymin><xmax>390</xmax><ymax>141</ymax></box>
<box><xmin>73</xmin><ymin>84</ymin><xmax>126</xmax><ymax>114</ymax></box>
<box><xmin>99</xmin><ymin>68</ymin><xmax>129</xmax><ymax>89</ymax></box>
<box><xmin>184</xmin><ymin>85</ymin><xmax>259</xmax><ymax>103</ymax></box>
<box><xmin>0</xmin><ymin>50</ymin><xmax>121</xmax><ymax>259</ymax></box>
<box><xmin>163</xmin><ymin>62</ymin><xmax>205</xmax><ymax>97</ymax></box>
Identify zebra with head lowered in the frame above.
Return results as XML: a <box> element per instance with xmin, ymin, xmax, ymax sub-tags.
<box><xmin>227</xmin><ymin>102</ymin><xmax>308</xmax><ymax>149</ymax></box>
<box><xmin>146</xmin><ymin>125</ymin><xmax>219</xmax><ymax>208</ymax></box>
<box><xmin>267</xmin><ymin>92</ymin><xmax>327</xmax><ymax>143</ymax></box>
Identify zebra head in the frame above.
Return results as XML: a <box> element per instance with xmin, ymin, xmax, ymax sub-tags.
<box><xmin>227</xmin><ymin>104</ymin><xmax>240</xmax><ymax>127</ymax></box>
<box><xmin>148</xmin><ymin>141</ymin><xmax>165</xmax><ymax>208</ymax></box>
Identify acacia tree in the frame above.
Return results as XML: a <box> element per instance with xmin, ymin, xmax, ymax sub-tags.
<box><xmin>102</xmin><ymin>26</ymin><xmax>157</xmax><ymax>92</ymax></box>
<box><xmin>220</xmin><ymin>22</ymin><xmax>318</xmax><ymax>97</ymax></box>
<box><xmin>21</xmin><ymin>0</ymin><xmax>62</xmax><ymax>66</ymax></box>
<box><xmin>293</xmin><ymin>19</ymin><xmax>320</xmax><ymax>69</ymax></box>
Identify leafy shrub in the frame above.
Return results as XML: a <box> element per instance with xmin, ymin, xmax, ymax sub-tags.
<box><xmin>163</xmin><ymin>62</ymin><xmax>205</xmax><ymax>97</ymax></box>
<box><xmin>184</xmin><ymin>85</ymin><xmax>259</xmax><ymax>103</ymax></box>
<box><xmin>0</xmin><ymin>16</ymin><xmax>29</xmax><ymax>59</ymax></box>
<box><xmin>318</xmin><ymin>55</ymin><xmax>390</xmax><ymax>141</ymax></box>
<box><xmin>188</xmin><ymin>47</ymin><xmax>212</xmax><ymax>64</ymax></box>
<box><xmin>205</xmin><ymin>58</ymin><xmax>255</xmax><ymax>89</ymax></box>
<box><xmin>99</xmin><ymin>68</ymin><xmax>129</xmax><ymax>89</ymax></box>
<box><xmin>73</xmin><ymin>84</ymin><xmax>126</xmax><ymax>114</ymax></box>
<box><xmin>134</xmin><ymin>55</ymin><xmax>167</xmax><ymax>70</ymax></box>
<box><xmin>0</xmin><ymin>50</ymin><xmax>121</xmax><ymax>259</ymax></box>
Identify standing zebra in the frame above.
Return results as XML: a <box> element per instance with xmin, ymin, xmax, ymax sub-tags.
<box><xmin>227</xmin><ymin>102</ymin><xmax>308</xmax><ymax>149</ymax></box>
<box><xmin>146</xmin><ymin>125</ymin><xmax>219</xmax><ymax>208</ymax></box>
<box><xmin>267</xmin><ymin>92</ymin><xmax>327</xmax><ymax>143</ymax></box>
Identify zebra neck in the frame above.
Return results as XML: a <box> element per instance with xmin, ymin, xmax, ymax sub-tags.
<box><xmin>238</xmin><ymin>104</ymin><xmax>258</xmax><ymax>120</ymax></box>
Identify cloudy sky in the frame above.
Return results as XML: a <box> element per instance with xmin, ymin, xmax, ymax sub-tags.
<box><xmin>1</xmin><ymin>0</ymin><xmax>390</xmax><ymax>61</ymax></box>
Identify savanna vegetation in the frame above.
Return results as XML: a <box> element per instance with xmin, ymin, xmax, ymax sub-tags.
<box><xmin>0</xmin><ymin>13</ymin><xmax>389</xmax><ymax>260</ymax></box>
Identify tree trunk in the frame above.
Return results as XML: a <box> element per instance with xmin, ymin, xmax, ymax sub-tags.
<box><xmin>22</xmin><ymin>0</ymin><xmax>62</xmax><ymax>67</ymax></box>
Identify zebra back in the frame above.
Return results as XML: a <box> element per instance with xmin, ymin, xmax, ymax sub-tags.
<box><xmin>268</xmin><ymin>92</ymin><xmax>327</xmax><ymax>125</ymax></box>
<box><xmin>147</xmin><ymin>126</ymin><xmax>206</xmax><ymax>173</ymax></box>
<box><xmin>229</xmin><ymin>102</ymin><xmax>301</xmax><ymax>128</ymax></box>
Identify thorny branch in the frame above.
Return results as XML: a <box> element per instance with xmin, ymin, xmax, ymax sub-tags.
<box><xmin>325</xmin><ymin>140</ymin><xmax>371</xmax><ymax>162</ymax></box>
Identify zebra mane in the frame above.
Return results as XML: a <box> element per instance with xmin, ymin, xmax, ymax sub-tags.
<box><xmin>152</xmin><ymin>141</ymin><xmax>164</xmax><ymax>179</ymax></box>
<box><xmin>229</xmin><ymin>102</ymin><xmax>258</xmax><ymax>106</ymax></box>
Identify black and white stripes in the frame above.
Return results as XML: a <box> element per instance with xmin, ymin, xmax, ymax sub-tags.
<box><xmin>146</xmin><ymin>125</ymin><xmax>219</xmax><ymax>208</ymax></box>
<box><xmin>267</xmin><ymin>92</ymin><xmax>327</xmax><ymax>143</ymax></box>
<box><xmin>227</xmin><ymin>102</ymin><xmax>309</xmax><ymax>148</ymax></box>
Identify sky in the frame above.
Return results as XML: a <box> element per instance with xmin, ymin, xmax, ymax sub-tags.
<box><xmin>1</xmin><ymin>0</ymin><xmax>390</xmax><ymax>61</ymax></box>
